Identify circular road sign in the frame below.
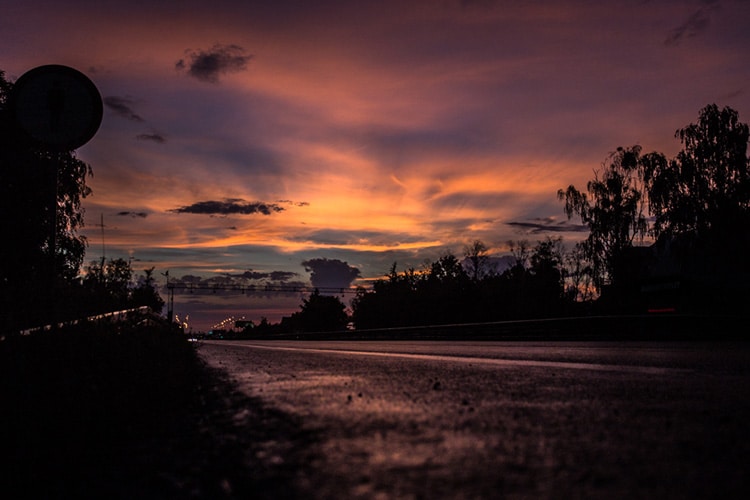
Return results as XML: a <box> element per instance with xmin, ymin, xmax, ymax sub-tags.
<box><xmin>9</xmin><ymin>65</ymin><xmax>103</xmax><ymax>151</ymax></box>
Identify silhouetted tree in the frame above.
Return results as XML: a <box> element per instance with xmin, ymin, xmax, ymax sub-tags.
<box><xmin>382</xmin><ymin>264</ymin><xmax>424</xmax><ymax>326</ymax></box>
<box><xmin>421</xmin><ymin>252</ymin><xmax>472</xmax><ymax>324</ymax></box>
<box><xmin>558</xmin><ymin>146</ymin><xmax>658</xmax><ymax>291</ymax></box>
<box><xmin>564</xmin><ymin>241</ymin><xmax>595</xmax><ymax>303</ymax></box>
<box><xmin>352</xmin><ymin>241</ymin><xmax>589</xmax><ymax>329</ymax></box>
<box><xmin>82</xmin><ymin>258</ymin><xmax>134</xmax><ymax>312</ymax></box>
<box><xmin>527</xmin><ymin>237</ymin><xmax>565</xmax><ymax>316</ymax></box>
<box><xmin>556</xmin><ymin>105</ymin><xmax>750</xmax><ymax>314</ymax></box>
<box><xmin>530</xmin><ymin>237</ymin><xmax>564</xmax><ymax>277</ymax></box>
<box><xmin>0</xmin><ymin>70</ymin><xmax>10</xmax><ymax>105</ymax></box>
<box><xmin>502</xmin><ymin>239</ymin><xmax>530</xmax><ymax>300</ymax></box>
<box><xmin>293</xmin><ymin>289</ymin><xmax>348</xmax><ymax>332</ymax></box>
<box><xmin>131</xmin><ymin>267</ymin><xmax>165</xmax><ymax>314</ymax></box>
<box><xmin>350</xmin><ymin>286</ymin><xmax>379</xmax><ymax>329</ymax></box>
<box><xmin>351</xmin><ymin>262</ymin><xmax>434</xmax><ymax>328</ymax></box>
<box><xmin>642</xmin><ymin>105</ymin><xmax>750</xmax><ymax>313</ymax></box>
<box><xmin>427</xmin><ymin>252</ymin><xmax>467</xmax><ymax>285</ymax></box>
<box><xmin>643</xmin><ymin>104</ymin><xmax>750</xmax><ymax>241</ymax></box>
<box><xmin>507</xmin><ymin>239</ymin><xmax>531</xmax><ymax>270</ymax></box>
<box><xmin>255</xmin><ymin>317</ymin><xmax>272</xmax><ymax>331</ymax></box>
<box><xmin>492</xmin><ymin>238</ymin><xmax>566</xmax><ymax>318</ymax></box>
<box><xmin>350</xmin><ymin>282</ymin><xmax>405</xmax><ymax>329</ymax></box>
<box><xmin>463</xmin><ymin>240</ymin><xmax>490</xmax><ymax>282</ymax></box>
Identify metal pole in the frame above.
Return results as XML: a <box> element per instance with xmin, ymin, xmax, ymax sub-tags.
<box><xmin>48</xmin><ymin>153</ymin><xmax>59</xmax><ymax>326</ymax></box>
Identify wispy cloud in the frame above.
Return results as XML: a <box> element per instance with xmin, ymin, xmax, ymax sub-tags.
<box><xmin>136</xmin><ymin>131</ymin><xmax>166</xmax><ymax>144</ymax></box>
<box><xmin>116</xmin><ymin>211</ymin><xmax>148</xmax><ymax>218</ymax></box>
<box><xmin>278</xmin><ymin>199</ymin><xmax>310</xmax><ymax>207</ymax></box>
<box><xmin>105</xmin><ymin>98</ymin><xmax>168</xmax><ymax>143</ymax></box>
<box><xmin>506</xmin><ymin>218</ymin><xmax>588</xmax><ymax>234</ymax></box>
<box><xmin>289</xmin><ymin>228</ymin><xmax>432</xmax><ymax>248</ymax></box>
<box><xmin>175</xmin><ymin>44</ymin><xmax>253</xmax><ymax>83</ymax></box>
<box><xmin>665</xmin><ymin>1</ymin><xmax>719</xmax><ymax>46</ymax></box>
<box><xmin>12</xmin><ymin>0</ymin><xmax>746</xmax><ymax>330</ymax></box>
<box><xmin>169</xmin><ymin>199</ymin><xmax>284</xmax><ymax>215</ymax></box>
<box><xmin>104</xmin><ymin>96</ymin><xmax>144</xmax><ymax>122</ymax></box>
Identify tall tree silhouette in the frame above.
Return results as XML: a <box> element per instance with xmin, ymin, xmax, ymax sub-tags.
<box><xmin>558</xmin><ymin>146</ymin><xmax>662</xmax><ymax>290</ymax></box>
<box><xmin>131</xmin><ymin>267</ymin><xmax>165</xmax><ymax>314</ymax></box>
<box><xmin>642</xmin><ymin>105</ymin><xmax>750</xmax><ymax>313</ymax></box>
<box><xmin>464</xmin><ymin>240</ymin><xmax>490</xmax><ymax>282</ymax></box>
<box><xmin>527</xmin><ymin>237</ymin><xmax>566</xmax><ymax>317</ymax></box>
<box><xmin>643</xmin><ymin>104</ymin><xmax>750</xmax><ymax>241</ymax></box>
<box><xmin>292</xmin><ymin>289</ymin><xmax>348</xmax><ymax>332</ymax></box>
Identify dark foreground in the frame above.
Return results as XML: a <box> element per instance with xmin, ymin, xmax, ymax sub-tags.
<box><xmin>1</xmin><ymin>323</ymin><xmax>749</xmax><ymax>498</ymax></box>
<box><xmin>0</xmin><ymin>323</ymin><xmax>310</xmax><ymax>499</ymax></box>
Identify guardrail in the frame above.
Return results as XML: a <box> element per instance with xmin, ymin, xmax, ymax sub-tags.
<box><xmin>17</xmin><ymin>306</ymin><xmax>153</xmax><ymax>336</ymax></box>
<box><xmin>235</xmin><ymin>314</ymin><xmax>743</xmax><ymax>342</ymax></box>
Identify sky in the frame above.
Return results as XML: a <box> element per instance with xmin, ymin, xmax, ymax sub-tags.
<box><xmin>2</xmin><ymin>0</ymin><xmax>749</xmax><ymax>331</ymax></box>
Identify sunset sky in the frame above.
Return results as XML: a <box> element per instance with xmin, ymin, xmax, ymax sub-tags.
<box><xmin>3</xmin><ymin>0</ymin><xmax>749</xmax><ymax>330</ymax></box>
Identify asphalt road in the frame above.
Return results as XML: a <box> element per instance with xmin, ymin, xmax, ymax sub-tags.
<box><xmin>198</xmin><ymin>340</ymin><xmax>750</xmax><ymax>499</ymax></box>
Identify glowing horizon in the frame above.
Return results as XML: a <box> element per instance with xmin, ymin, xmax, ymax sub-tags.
<box><xmin>3</xmin><ymin>0</ymin><xmax>749</xmax><ymax>329</ymax></box>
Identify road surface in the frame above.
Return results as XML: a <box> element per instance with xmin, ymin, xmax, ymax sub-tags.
<box><xmin>198</xmin><ymin>340</ymin><xmax>750</xmax><ymax>499</ymax></box>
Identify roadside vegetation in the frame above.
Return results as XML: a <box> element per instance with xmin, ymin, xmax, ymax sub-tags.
<box><xmin>0</xmin><ymin>317</ymin><xmax>195</xmax><ymax>495</ymax></box>
<box><xmin>0</xmin><ymin>316</ymin><xmax>321</xmax><ymax>498</ymax></box>
<box><xmin>2</xmin><ymin>64</ymin><xmax>749</xmax><ymax>337</ymax></box>
<box><xmin>239</xmin><ymin>104</ymin><xmax>750</xmax><ymax>335</ymax></box>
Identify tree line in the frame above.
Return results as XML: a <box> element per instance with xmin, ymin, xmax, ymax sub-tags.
<box><xmin>558</xmin><ymin>104</ymin><xmax>750</xmax><ymax>313</ymax></box>
<box><xmin>250</xmin><ymin>103</ymin><xmax>750</xmax><ymax>334</ymax></box>
<box><xmin>235</xmin><ymin>239</ymin><xmax>575</xmax><ymax>336</ymax></box>
<box><xmin>348</xmin><ymin>238</ymin><xmax>574</xmax><ymax>330</ymax></box>
<box><xmin>3</xmin><ymin>63</ymin><xmax>748</xmax><ymax>333</ymax></box>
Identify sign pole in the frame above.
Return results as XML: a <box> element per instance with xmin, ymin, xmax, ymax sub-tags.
<box><xmin>8</xmin><ymin>65</ymin><xmax>103</xmax><ymax>328</ymax></box>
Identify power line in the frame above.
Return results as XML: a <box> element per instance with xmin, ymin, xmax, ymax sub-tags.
<box><xmin>164</xmin><ymin>283</ymin><xmax>364</xmax><ymax>295</ymax></box>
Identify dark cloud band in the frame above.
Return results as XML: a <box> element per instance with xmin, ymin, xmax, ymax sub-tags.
<box><xmin>117</xmin><ymin>211</ymin><xmax>148</xmax><ymax>218</ymax></box>
<box><xmin>169</xmin><ymin>199</ymin><xmax>284</xmax><ymax>215</ymax></box>
<box><xmin>136</xmin><ymin>132</ymin><xmax>166</xmax><ymax>143</ymax></box>
<box><xmin>176</xmin><ymin>44</ymin><xmax>252</xmax><ymax>83</ymax></box>
<box><xmin>104</xmin><ymin>96</ymin><xmax>144</xmax><ymax>122</ymax></box>
<box><xmin>506</xmin><ymin>219</ymin><xmax>588</xmax><ymax>234</ymax></box>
